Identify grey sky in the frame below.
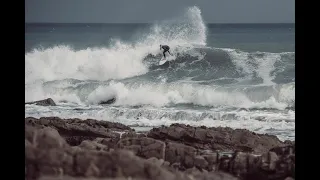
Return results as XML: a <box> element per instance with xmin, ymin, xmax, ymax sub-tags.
<box><xmin>25</xmin><ymin>0</ymin><xmax>295</xmax><ymax>23</ymax></box>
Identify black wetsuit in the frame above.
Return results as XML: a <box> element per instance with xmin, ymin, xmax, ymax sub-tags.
<box><xmin>161</xmin><ymin>45</ymin><xmax>171</xmax><ymax>58</ymax></box>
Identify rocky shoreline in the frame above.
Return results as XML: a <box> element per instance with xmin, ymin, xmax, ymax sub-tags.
<box><xmin>25</xmin><ymin>116</ymin><xmax>295</xmax><ymax>180</ymax></box>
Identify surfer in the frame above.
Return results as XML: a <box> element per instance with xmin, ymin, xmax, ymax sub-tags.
<box><xmin>160</xmin><ymin>45</ymin><xmax>172</xmax><ymax>58</ymax></box>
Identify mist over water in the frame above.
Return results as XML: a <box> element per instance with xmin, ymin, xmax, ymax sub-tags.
<box><xmin>25</xmin><ymin>6</ymin><xmax>295</xmax><ymax>141</ymax></box>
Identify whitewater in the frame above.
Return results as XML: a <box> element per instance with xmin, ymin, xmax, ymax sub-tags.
<box><xmin>25</xmin><ymin>7</ymin><xmax>295</xmax><ymax>141</ymax></box>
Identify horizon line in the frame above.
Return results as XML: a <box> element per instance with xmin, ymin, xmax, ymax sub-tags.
<box><xmin>25</xmin><ymin>22</ymin><xmax>295</xmax><ymax>24</ymax></box>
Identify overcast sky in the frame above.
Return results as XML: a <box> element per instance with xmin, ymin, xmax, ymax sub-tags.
<box><xmin>25</xmin><ymin>0</ymin><xmax>295</xmax><ymax>23</ymax></box>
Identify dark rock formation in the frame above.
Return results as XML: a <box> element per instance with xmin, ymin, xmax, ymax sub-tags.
<box><xmin>117</xmin><ymin>137</ymin><xmax>166</xmax><ymax>159</ymax></box>
<box><xmin>147</xmin><ymin>123</ymin><xmax>283</xmax><ymax>153</ymax></box>
<box><xmin>25</xmin><ymin>117</ymin><xmax>294</xmax><ymax>180</ymax></box>
<box><xmin>99</xmin><ymin>97</ymin><xmax>116</xmax><ymax>105</ymax></box>
<box><xmin>25</xmin><ymin>98</ymin><xmax>56</xmax><ymax>106</ymax></box>
<box><xmin>25</xmin><ymin>117</ymin><xmax>132</xmax><ymax>146</ymax></box>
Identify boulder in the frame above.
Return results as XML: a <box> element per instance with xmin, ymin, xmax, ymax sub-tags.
<box><xmin>25</xmin><ymin>98</ymin><xmax>56</xmax><ymax>106</ymax></box>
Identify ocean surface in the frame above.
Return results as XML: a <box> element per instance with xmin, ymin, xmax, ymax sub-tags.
<box><xmin>25</xmin><ymin>7</ymin><xmax>295</xmax><ymax>141</ymax></box>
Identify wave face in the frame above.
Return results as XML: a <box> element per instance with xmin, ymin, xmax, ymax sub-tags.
<box><xmin>25</xmin><ymin>6</ymin><xmax>295</xmax><ymax>141</ymax></box>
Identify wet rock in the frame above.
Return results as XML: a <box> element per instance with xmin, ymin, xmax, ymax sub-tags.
<box><xmin>212</xmin><ymin>149</ymin><xmax>295</xmax><ymax>180</ymax></box>
<box><xmin>284</xmin><ymin>140</ymin><xmax>294</xmax><ymax>145</ymax></box>
<box><xmin>165</xmin><ymin>142</ymin><xmax>197</xmax><ymax>169</ymax></box>
<box><xmin>230</xmin><ymin>152</ymin><xmax>251</xmax><ymax>177</ymax></box>
<box><xmin>269</xmin><ymin>145</ymin><xmax>295</xmax><ymax>157</ymax></box>
<box><xmin>25</xmin><ymin>117</ymin><xmax>293</xmax><ymax>180</ymax></box>
<box><xmin>78</xmin><ymin>140</ymin><xmax>109</xmax><ymax>151</ymax></box>
<box><xmin>25</xmin><ymin>117</ymin><xmax>132</xmax><ymax>132</ymax></box>
<box><xmin>191</xmin><ymin>171</ymin><xmax>240</xmax><ymax>180</ymax></box>
<box><xmin>25</xmin><ymin>98</ymin><xmax>56</xmax><ymax>106</ymax></box>
<box><xmin>25</xmin><ymin>126</ymin><xmax>68</xmax><ymax>149</ymax></box>
<box><xmin>261</xmin><ymin>152</ymin><xmax>279</xmax><ymax>172</ymax></box>
<box><xmin>26</xmin><ymin>128</ymin><xmax>182</xmax><ymax>180</ymax></box>
<box><xmin>148</xmin><ymin>124</ymin><xmax>284</xmax><ymax>153</ymax></box>
<box><xmin>26</xmin><ymin>146</ymin><xmax>74</xmax><ymax>178</ymax></box>
<box><xmin>269</xmin><ymin>145</ymin><xmax>295</xmax><ymax>179</ymax></box>
<box><xmin>194</xmin><ymin>155</ymin><xmax>208</xmax><ymax>170</ymax></box>
<box><xmin>93</xmin><ymin>137</ymin><xmax>119</xmax><ymax>149</ymax></box>
<box><xmin>121</xmin><ymin>132</ymin><xmax>147</xmax><ymax>139</ymax></box>
<box><xmin>146</xmin><ymin>157</ymin><xmax>165</xmax><ymax>166</ymax></box>
<box><xmin>185</xmin><ymin>167</ymin><xmax>201</xmax><ymax>174</ymax></box>
<box><xmin>203</xmin><ymin>152</ymin><xmax>218</xmax><ymax>171</ymax></box>
<box><xmin>117</xmin><ymin>137</ymin><xmax>166</xmax><ymax>159</ymax></box>
<box><xmin>98</xmin><ymin>97</ymin><xmax>116</xmax><ymax>105</ymax></box>
<box><xmin>25</xmin><ymin>117</ymin><xmax>132</xmax><ymax>146</ymax></box>
<box><xmin>162</xmin><ymin>160</ymin><xmax>171</xmax><ymax>168</ymax></box>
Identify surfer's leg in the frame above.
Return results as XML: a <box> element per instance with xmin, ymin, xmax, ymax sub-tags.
<box><xmin>163</xmin><ymin>51</ymin><xmax>166</xmax><ymax>58</ymax></box>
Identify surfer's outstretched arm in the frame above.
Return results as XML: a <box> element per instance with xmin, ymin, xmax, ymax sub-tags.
<box><xmin>168</xmin><ymin>50</ymin><xmax>172</xmax><ymax>55</ymax></box>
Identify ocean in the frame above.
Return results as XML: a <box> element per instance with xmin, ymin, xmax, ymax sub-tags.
<box><xmin>25</xmin><ymin>7</ymin><xmax>295</xmax><ymax>141</ymax></box>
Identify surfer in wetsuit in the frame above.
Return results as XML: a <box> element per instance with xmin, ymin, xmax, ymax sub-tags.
<box><xmin>160</xmin><ymin>45</ymin><xmax>172</xmax><ymax>58</ymax></box>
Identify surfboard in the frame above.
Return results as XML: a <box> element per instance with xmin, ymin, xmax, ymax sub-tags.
<box><xmin>159</xmin><ymin>57</ymin><xmax>167</xmax><ymax>65</ymax></box>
